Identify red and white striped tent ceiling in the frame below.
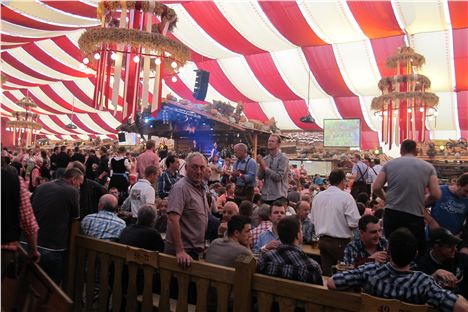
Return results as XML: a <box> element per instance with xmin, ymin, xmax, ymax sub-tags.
<box><xmin>1</xmin><ymin>0</ymin><xmax>467</xmax><ymax>149</ymax></box>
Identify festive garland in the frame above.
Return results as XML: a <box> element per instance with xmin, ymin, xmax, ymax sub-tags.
<box><xmin>15</xmin><ymin>111</ymin><xmax>39</xmax><ymax>119</ymax></box>
<box><xmin>6</xmin><ymin>120</ymin><xmax>42</xmax><ymax>130</ymax></box>
<box><xmin>97</xmin><ymin>1</ymin><xmax>177</xmax><ymax>31</ymax></box>
<box><xmin>378</xmin><ymin>74</ymin><xmax>431</xmax><ymax>91</ymax></box>
<box><xmin>371</xmin><ymin>92</ymin><xmax>439</xmax><ymax>110</ymax></box>
<box><xmin>16</xmin><ymin>96</ymin><xmax>38</xmax><ymax>108</ymax></box>
<box><xmin>386</xmin><ymin>47</ymin><xmax>425</xmax><ymax>68</ymax></box>
<box><xmin>78</xmin><ymin>27</ymin><xmax>190</xmax><ymax>65</ymax></box>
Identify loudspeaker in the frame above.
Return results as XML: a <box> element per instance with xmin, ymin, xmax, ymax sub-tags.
<box><xmin>118</xmin><ymin>132</ymin><xmax>126</xmax><ymax>143</ymax></box>
<box><xmin>193</xmin><ymin>70</ymin><xmax>210</xmax><ymax>101</ymax></box>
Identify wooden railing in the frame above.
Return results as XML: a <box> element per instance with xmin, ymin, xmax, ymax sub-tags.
<box><xmin>64</xmin><ymin>222</ymin><xmax>429</xmax><ymax>312</ymax></box>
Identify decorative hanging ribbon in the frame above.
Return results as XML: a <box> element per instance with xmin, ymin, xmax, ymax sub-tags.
<box><xmin>112</xmin><ymin>0</ymin><xmax>128</xmax><ymax>117</ymax></box>
<box><xmin>140</xmin><ymin>1</ymin><xmax>155</xmax><ymax>113</ymax></box>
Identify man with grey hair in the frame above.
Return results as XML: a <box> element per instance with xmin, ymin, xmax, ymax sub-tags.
<box><xmin>257</xmin><ymin>134</ymin><xmax>289</xmax><ymax>204</ymax></box>
<box><xmin>231</xmin><ymin>143</ymin><xmax>257</xmax><ymax>204</ymax></box>
<box><xmin>165</xmin><ymin>152</ymin><xmax>210</xmax><ymax>267</ymax></box>
<box><xmin>119</xmin><ymin>205</ymin><xmax>164</xmax><ymax>251</ymax></box>
<box><xmin>81</xmin><ymin>194</ymin><xmax>126</xmax><ymax>241</ymax></box>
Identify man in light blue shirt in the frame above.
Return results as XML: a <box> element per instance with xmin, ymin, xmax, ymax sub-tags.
<box><xmin>254</xmin><ymin>201</ymin><xmax>285</xmax><ymax>253</ymax></box>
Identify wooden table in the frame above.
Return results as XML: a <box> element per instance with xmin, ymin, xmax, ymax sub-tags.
<box><xmin>302</xmin><ymin>244</ymin><xmax>320</xmax><ymax>257</ymax></box>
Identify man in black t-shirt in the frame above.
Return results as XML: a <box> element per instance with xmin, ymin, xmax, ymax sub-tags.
<box><xmin>416</xmin><ymin>228</ymin><xmax>468</xmax><ymax>298</ymax></box>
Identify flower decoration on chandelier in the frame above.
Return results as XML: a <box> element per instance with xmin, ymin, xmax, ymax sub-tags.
<box><xmin>5</xmin><ymin>96</ymin><xmax>43</xmax><ymax>147</ymax></box>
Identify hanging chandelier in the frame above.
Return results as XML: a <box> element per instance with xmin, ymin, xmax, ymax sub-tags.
<box><xmin>5</xmin><ymin>96</ymin><xmax>42</xmax><ymax>147</ymax></box>
<box><xmin>372</xmin><ymin>47</ymin><xmax>439</xmax><ymax>148</ymax></box>
<box><xmin>78</xmin><ymin>0</ymin><xmax>190</xmax><ymax>122</ymax></box>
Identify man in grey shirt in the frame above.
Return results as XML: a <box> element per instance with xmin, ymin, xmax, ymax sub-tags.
<box><xmin>373</xmin><ymin>139</ymin><xmax>441</xmax><ymax>256</ymax></box>
<box><xmin>257</xmin><ymin>134</ymin><xmax>289</xmax><ymax>204</ymax></box>
<box><xmin>205</xmin><ymin>215</ymin><xmax>253</xmax><ymax>268</ymax></box>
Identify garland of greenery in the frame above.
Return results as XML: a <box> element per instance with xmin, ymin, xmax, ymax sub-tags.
<box><xmin>78</xmin><ymin>27</ymin><xmax>190</xmax><ymax>65</ymax></box>
<box><xmin>371</xmin><ymin>92</ymin><xmax>439</xmax><ymax>110</ymax></box>
<box><xmin>378</xmin><ymin>74</ymin><xmax>431</xmax><ymax>91</ymax></box>
<box><xmin>386</xmin><ymin>47</ymin><xmax>425</xmax><ymax>68</ymax></box>
<box><xmin>16</xmin><ymin>96</ymin><xmax>38</xmax><ymax>108</ymax></box>
<box><xmin>6</xmin><ymin>120</ymin><xmax>42</xmax><ymax>130</ymax></box>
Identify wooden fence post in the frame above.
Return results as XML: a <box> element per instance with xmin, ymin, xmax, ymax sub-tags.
<box><xmin>64</xmin><ymin>220</ymin><xmax>80</xmax><ymax>297</ymax></box>
<box><xmin>233</xmin><ymin>254</ymin><xmax>256</xmax><ymax>312</ymax></box>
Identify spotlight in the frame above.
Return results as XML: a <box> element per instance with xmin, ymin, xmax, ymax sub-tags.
<box><xmin>407</xmin><ymin>108</ymin><xmax>412</xmax><ymax>113</ymax></box>
<box><xmin>83</xmin><ymin>57</ymin><xmax>89</xmax><ymax>64</ymax></box>
<box><xmin>171</xmin><ymin>76</ymin><xmax>177</xmax><ymax>83</ymax></box>
<box><xmin>155</xmin><ymin>58</ymin><xmax>161</xmax><ymax>65</ymax></box>
<box><xmin>171</xmin><ymin>61</ymin><xmax>177</xmax><ymax>69</ymax></box>
<box><xmin>133</xmin><ymin>55</ymin><xmax>140</xmax><ymax>63</ymax></box>
<box><xmin>144</xmin><ymin>118</ymin><xmax>149</xmax><ymax>123</ymax></box>
<box><xmin>94</xmin><ymin>53</ymin><xmax>101</xmax><ymax>60</ymax></box>
<box><xmin>419</xmin><ymin>107</ymin><xmax>424</xmax><ymax>112</ymax></box>
<box><xmin>110</xmin><ymin>53</ymin><xmax>117</xmax><ymax>60</ymax></box>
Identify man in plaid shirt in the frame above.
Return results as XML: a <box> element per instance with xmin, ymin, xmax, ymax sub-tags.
<box><xmin>251</xmin><ymin>205</ymin><xmax>272</xmax><ymax>247</ymax></box>
<box><xmin>81</xmin><ymin>194</ymin><xmax>126</xmax><ymax>241</ymax></box>
<box><xmin>328</xmin><ymin>228</ymin><xmax>468</xmax><ymax>312</ymax></box>
<box><xmin>257</xmin><ymin>216</ymin><xmax>322</xmax><ymax>285</ymax></box>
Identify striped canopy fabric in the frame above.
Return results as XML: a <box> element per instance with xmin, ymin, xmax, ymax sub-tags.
<box><xmin>1</xmin><ymin>0</ymin><xmax>467</xmax><ymax>149</ymax></box>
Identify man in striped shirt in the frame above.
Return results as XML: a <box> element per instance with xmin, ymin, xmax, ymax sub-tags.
<box><xmin>327</xmin><ymin>228</ymin><xmax>468</xmax><ymax>312</ymax></box>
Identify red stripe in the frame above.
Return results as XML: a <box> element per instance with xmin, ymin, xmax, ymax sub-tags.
<box><xmin>48</xmin><ymin>115</ymin><xmax>81</xmax><ymax>134</ymax></box>
<box><xmin>195</xmin><ymin>59</ymin><xmax>268</xmax><ymax>122</ymax></box>
<box><xmin>370</xmin><ymin>35</ymin><xmax>406</xmax><ymax>78</ymax></box>
<box><xmin>1</xmin><ymin>74</ymin><xmax>42</xmax><ymax>88</ymax></box>
<box><xmin>39</xmin><ymin>85</ymin><xmax>88</xmax><ymax>113</ymax></box>
<box><xmin>22</xmin><ymin>44</ymin><xmax>90</xmax><ymax>78</ymax></box>
<box><xmin>259</xmin><ymin>2</ymin><xmax>325</xmax><ymax>47</ymax></box>
<box><xmin>68</xmin><ymin>114</ymin><xmax>103</xmax><ymax>135</ymax></box>
<box><xmin>17</xmin><ymin>90</ymin><xmax>66</xmax><ymax>115</ymax></box>
<box><xmin>457</xmin><ymin>91</ymin><xmax>468</xmax><ymax>138</ymax></box>
<box><xmin>1</xmin><ymin>52</ymin><xmax>58</xmax><ymax>82</ymax></box>
<box><xmin>61</xmin><ymin>81</ymin><xmax>94</xmax><ymax>107</ymax></box>
<box><xmin>453</xmin><ymin>29</ymin><xmax>468</xmax><ymax>91</ymax></box>
<box><xmin>40</xmin><ymin>1</ymin><xmax>98</xmax><ymax>19</ymax></box>
<box><xmin>283</xmin><ymin>100</ymin><xmax>321</xmax><ymax>131</ymax></box>
<box><xmin>182</xmin><ymin>2</ymin><xmax>265</xmax><ymax>55</ymax></box>
<box><xmin>0</xmin><ymin>43</ymin><xmax>25</xmax><ymax>50</ymax></box>
<box><xmin>347</xmin><ymin>1</ymin><xmax>403</xmax><ymax>39</ymax></box>
<box><xmin>88</xmin><ymin>114</ymin><xmax>118</xmax><ymax>134</ymax></box>
<box><xmin>1</xmin><ymin>5</ymin><xmax>82</xmax><ymax>31</ymax></box>
<box><xmin>52</xmin><ymin>35</ymin><xmax>85</xmax><ymax>62</ymax></box>
<box><xmin>449</xmin><ymin>1</ymin><xmax>468</xmax><ymax>29</ymax></box>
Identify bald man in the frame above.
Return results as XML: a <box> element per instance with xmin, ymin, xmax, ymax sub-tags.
<box><xmin>81</xmin><ymin>194</ymin><xmax>126</xmax><ymax>241</ymax></box>
<box><xmin>218</xmin><ymin>201</ymin><xmax>239</xmax><ymax>237</ymax></box>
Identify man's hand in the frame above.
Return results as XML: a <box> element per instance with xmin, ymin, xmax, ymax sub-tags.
<box><xmin>369</xmin><ymin>251</ymin><xmax>387</xmax><ymax>264</ymax></box>
<box><xmin>29</xmin><ymin>249</ymin><xmax>41</xmax><ymax>263</ymax></box>
<box><xmin>218</xmin><ymin>222</ymin><xmax>228</xmax><ymax>237</ymax></box>
<box><xmin>433</xmin><ymin>269</ymin><xmax>458</xmax><ymax>288</ymax></box>
<box><xmin>176</xmin><ymin>251</ymin><xmax>193</xmax><ymax>268</ymax></box>
<box><xmin>265</xmin><ymin>240</ymin><xmax>281</xmax><ymax>251</ymax></box>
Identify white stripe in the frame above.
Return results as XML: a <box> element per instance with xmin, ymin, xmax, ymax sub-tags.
<box><xmin>258</xmin><ymin>101</ymin><xmax>300</xmax><ymax>130</ymax></box>
<box><xmin>76</xmin><ymin>114</ymin><xmax>112</xmax><ymax>134</ymax></box>
<box><xmin>1</xmin><ymin>61</ymin><xmax>53</xmax><ymax>84</ymax></box>
<box><xmin>0</xmin><ymin>20</ymin><xmax>70</xmax><ymax>38</ymax></box>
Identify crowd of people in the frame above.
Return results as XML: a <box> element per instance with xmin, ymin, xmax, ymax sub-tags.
<box><xmin>2</xmin><ymin>137</ymin><xmax>468</xmax><ymax>311</ymax></box>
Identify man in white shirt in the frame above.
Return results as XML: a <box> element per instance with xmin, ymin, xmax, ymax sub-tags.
<box><xmin>122</xmin><ymin>165</ymin><xmax>158</xmax><ymax>219</ymax></box>
<box><xmin>310</xmin><ymin>169</ymin><xmax>361</xmax><ymax>275</ymax></box>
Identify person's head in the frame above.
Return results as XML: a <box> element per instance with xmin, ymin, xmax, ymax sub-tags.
<box><xmin>108</xmin><ymin>187</ymin><xmax>119</xmax><ymax>199</ymax></box>
<box><xmin>388</xmin><ymin>228</ymin><xmax>417</xmax><ymax>268</ymax></box>
<box><xmin>74</xmin><ymin>146</ymin><xmax>80</xmax><ymax>153</ymax></box>
<box><xmin>373</xmin><ymin>208</ymin><xmax>384</xmax><ymax>220</ymax></box>
<box><xmin>358</xmin><ymin>215</ymin><xmax>382</xmax><ymax>248</ymax></box>
<box><xmin>234</xmin><ymin>143</ymin><xmax>248</xmax><ymax>160</ymax></box>
<box><xmin>146</xmin><ymin>140</ymin><xmax>156</xmax><ymax>151</ymax></box>
<box><xmin>454</xmin><ymin>173</ymin><xmax>468</xmax><ymax>198</ymax></box>
<box><xmin>144</xmin><ymin>165</ymin><xmax>159</xmax><ymax>184</ymax></box>
<box><xmin>353</xmin><ymin>154</ymin><xmax>361</xmax><ymax>163</ymax></box>
<box><xmin>118</xmin><ymin>146</ymin><xmax>126</xmax><ymax>155</ymax></box>
<box><xmin>165</xmin><ymin>155</ymin><xmax>180</xmax><ymax>172</ymax></box>
<box><xmin>301</xmin><ymin>194</ymin><xmax>312</xmax><ymax>203</ymax></box>
<box><xmin>227</xmin><ymin>215</ymin><xmax>252</xmax><ymax>247</ymax></box>
<box><xmin>61</xmin><ymin>145</ymin><xmax>67</xmax><ymax>152</ymax></box>
<box><xmin>34</xmin><ymin>156</ymin><xmax>43</xmax><ymax>167</ymax></box>
<box><xmin>356</xmin><ymin>202</ymin><xmax>366</xmax><ymax>216</ymax></box>
<box><xmin>155</xmin><ymin>198</ymin><xmax>168</xmax><ymax>214</ymax></box>
<box><xmin>277</xmin><ymin>216</ymin><xmax>302</xmax><ymax>245</ymax></box>
<box><xmin>252</xmin><ymin>193</ymin><xmax>262</xmax><ymax>205</ymax></box>
<box><xmin>223</xmin><ymin>201</ymin><xmax>239</xmax><ymax>222</ymax></box>
<box><xmin>257</xmin><ymin>204</ymin><xmax>270</xmax><ymax>223</ymax></box>
<box><xmin>98</xmin><ymin>194</ymin><xmax>118</xmax><ymax>212</ymax></box>
<box><xmin>374</xmin><ymin>158</ymin><xmax>380</xmax><ymax>165</ymax></box>
<box><xmin>62</xmin><ymin>167</ymin><xmax>84</xmax><ymax>189</ymax></box>
<box><xmin>185</xmin><ymin>153</ymin><xmax>207</xmax><ymax>184</ymax></box>
<box><xmin>239</xmin><ymin>200</ymin><xmax>253</xmax><ymax>217</ymax></box>
<box><xmin>89</xmin><ymin>149</ymin><xmax>96</xmax><ymax>155</ymax></box>
<box><xmin>296</xmin><ymin>201</ymin><xmax>311</xmax><ymax>222</ymax></box>
<box><xmin>356</xmin><ymin>192</ymin><xmax>369</xmax><ymax>205</ymax></box>
<box><xmin>225</xmin><ymin>183</ymin><xmax>235</xmax><ymax>195</ymax></box>
<box><xmin>369</xmin><ymin>200</ymin><xmax>379</xmax><ymax>210</ymax></box>
<box><xmin>204</xmin><ymin>166</ymin><xmax>212</xmax><ymax>181</ymax></box>
<box><xmin>328</xmin><ymin>169</ymin><xmax>346</xmax><ymax>189</ymax></box>
<box><xmin>429</xmin><ymin>228</ymin><xmax>461</xmax><ymax>261</ymax></box>
<box><xmin>270</xmin><ymin>201</ymin><xmax>286</xmax><ymax>225</ymax></box>
<box><xmin>136</xmin><ymin>205</ymin><xmax>158</xmax><ymax>227</ymax></box>
<box><xmin>211</xmin><ymin>155</ymin><xmax>219</xmax><ymax>163</ymax></box>
<box><xmin>267</xmin><ymin>134</ymin><xmax>281</xmax><ymax>153</ymax></box>
<box><xmin>67</xmin><ymin>160</ymin><xmax>86</xmax><ymax>175</ymax></box>
<box><xmin>100</xmin><ymin>146</ymin><xmax>107</xmax><ymax>155</ymax></box>
<box><xmin>400</xmin><ymin>139</ymin><xmax>417</xmax><ymax>156</ymax></box>
<box><xmin>53</xmin><ymin>146</ymin><xmax>59</xmax><ymax>153</ymax></box>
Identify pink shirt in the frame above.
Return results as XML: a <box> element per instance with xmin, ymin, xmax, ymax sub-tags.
<box><xmin>136</xmin><ymin>150</ymin><xmax>159</xmax><ymax>178</ymax></box>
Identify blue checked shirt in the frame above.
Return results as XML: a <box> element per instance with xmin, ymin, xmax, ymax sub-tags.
<box><xmin>257</xmin><ymin>244</ymin><xmax>322</xmax><ymax>285</ymax></box>
<box><xmin>254</xmin><ymin>228</ymin><xmax>278</xmax><ymax>253</ymax></box>
<box><xmin>158</xmin><ymin>170</ymin><xmax>181</xmax><ymax>199</ymax></box>
<box><xmin>301</xmin><ymin>217</ymin><xmax>315</xmax><ymax>244</ymax></box>
<box><xmin>343</xmin><ymin>237</ymin><xmax>388</xmax><ymax>267</ymax></box>
<box><xmin>331</xmin><ymin>262</ymin><xmax>458</xmax><ymax>312</ymax></box>
<box><xmin>81</xmin><ymin>210</ymin><xmax>126</xmax><ymax>241</ymax></box>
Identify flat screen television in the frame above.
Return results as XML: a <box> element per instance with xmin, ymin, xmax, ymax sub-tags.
<box><xmin>323</xmin><ymin>119</ymin><xmax>361</xmax><ymax>148</ymax></box>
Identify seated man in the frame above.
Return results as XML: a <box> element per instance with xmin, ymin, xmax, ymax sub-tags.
<box><xmin>327</xmin><ymin>228</ymin><xmax>468</xmax><ymax>312</ymax></box>
<box><xmin>119</xmin><ymin>205</ymin><xmax>164</xmax><ymax>252</ymax></box>
<box><xmin>343</xmin><ymin>215</ymin><xmax>388</xmax><ymax>267</ymax></box>
<box><xmin>415</xmin><ymin>228</ymin><xmax>468</xmax><ymax>298</ymax></box>
<box><xmin>217</xmin><ymin>201</ymin><xmax>239</xmax><ymax>237</ymax></box>
<box><xmin>296</xmin><ymin>200</ymin><xmax>314</xmax><ymax>243</ymax></box>
<box><xmin>81</xmin><ymin>194</ymin><xmax>126</xmax><ymax>241</ymax></box>
<box><xmin>254</xmin><ymin>201</ymin><xmax>286</xmax><ymax>253</ymax></box>
<box><xmin>257</xmin><ymin>216</ymin><xmax>322</xmax><ymax>285</ymax></box>
<box><xmin>251</xmin><ymin>204</ymin><xmax>272</xmax><ymax>247</ymax></box>
<box><xmin>205</xmin><ymin>215</ymin><xmax>253</xmax><ymax>267</ymax></box>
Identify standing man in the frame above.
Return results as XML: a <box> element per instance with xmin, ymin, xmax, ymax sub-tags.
<box><xmin>122</xmin><ymin>165</ymin><xmax>158</xmax><ymax>219</ymax></box>
<box><xmin>85</xmin><ymin>149</ymin><xmax>100</xmax><ymax>181</ymax></box>
<box><xmin>311</xmin><ymin>169</ymin><xmax>360</xmax><ymax>276</ymax></box>
<box><xmin>350</xmin><ymin>154</ymin><xmax>368</xmax><ymax>198</ymax></box>
<box><xmin>32</xmin><ymin>167</ymin><xmax>83</xmax><ymax>284</ymax></box>
<box><xmin>164</xmin><ymin>152</ymin><xmax>210</xmax><ymax>267</ymax></box>
<box><xmin>373</xmin><ymin>139</ymin><xmax>441</xmax><ymax>256</ymax></box>
<box><xmin>231</xmin><ymin>143</ymin><xmax>257</xmax><ymax>204</ymax></box>
<box><xmin>137</xmin><ymin>140</ymin><xmax>160</xmax><ymax>179</ymax></box>
<box><xmin>158</xmin><ymin>155</ymin><xmax>181</xmax><ymax>199</ymax></box>
<box><xmin>257</xmin><ymin>134</ymin><xmax>289</xmax><ymax>205</ymax></box>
